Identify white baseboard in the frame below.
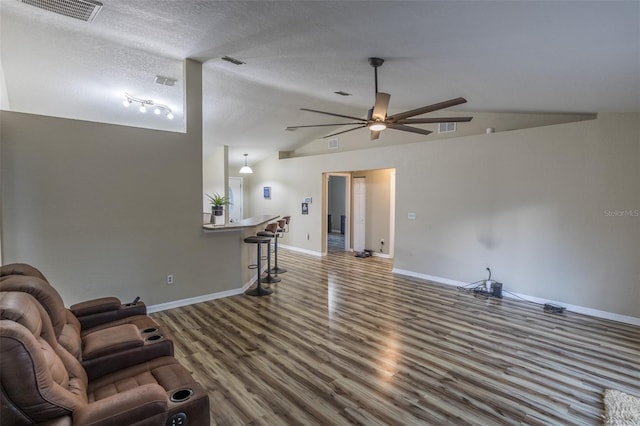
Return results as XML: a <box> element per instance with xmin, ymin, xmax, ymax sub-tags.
<box><xmin>279</xmin><ymin>244</ymin><xmax>323</xmax><ymax>257</ymax></box>
<box><xmin>147</xmin><ymin>288</ymin><xmax>243</xmax><ymax>313</ymax></box>
<box><xmin>392</xmin><ymin>268</ymin><xmax>640</xmax><ymax>326</ymax></box>
<box><xmin>372</xmin><ymin>252</ymin><xmax>392</xmax><ymax>259</ymax></box>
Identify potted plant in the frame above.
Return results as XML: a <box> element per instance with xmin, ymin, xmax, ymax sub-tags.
<box><xmin>206</xmin><ymin>193</ymin><xmax>231</xmax><ymax>225</ymax></box>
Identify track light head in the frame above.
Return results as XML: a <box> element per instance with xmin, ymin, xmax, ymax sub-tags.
<box><xmin>122</xmin><ymin>93</ymin><xmax>173</xmax><ymax>120</ymax></box>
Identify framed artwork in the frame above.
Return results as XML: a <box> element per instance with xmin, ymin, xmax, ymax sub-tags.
<box><xmin>263</xmin><ymin>186</ymin><xmax>271</xmax><ymax>199</ymax></box>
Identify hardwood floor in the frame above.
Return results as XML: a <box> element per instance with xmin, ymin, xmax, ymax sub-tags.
<box><xmin>152</xmin><ymin>250</ymin><xmax>640</xmax><ymax>425</ymax></box>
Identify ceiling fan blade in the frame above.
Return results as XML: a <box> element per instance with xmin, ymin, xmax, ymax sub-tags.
<box><xmin>370</xmin><ymin>130</ymin><xmax>381</xmax><ymax>141</ymax></box>
<box><xmin>286</xmin><ymin>122</ymin><xmax>365</xmax><ymax>130</ymax></box>
<box><xmin>387</xmin><ymin>97</ymin><xmax>467</xmax><ymax>121</ymax></box>
<box><xmin>372</xmin><ymin>92</ymin><xmax>390</xmax><ymax>121</ymax></box>
<box><xmin>387</xmin><ymin>123</ymin><xmax>433</xmax><ymax>136</ymax></box>
<box><xmin>322</xmin><ymin>125</ymin><xmax>367</xmax><ymax>139</ymax></box>
<box><xmin>395</xmin><ymin>116</ymin><xmax>473</xmax><ymax>124</ymax></box>
<box><xmin>300</xmin><ymin>108</ymin><xmax>365</xmax><ymax>122</ymax></box>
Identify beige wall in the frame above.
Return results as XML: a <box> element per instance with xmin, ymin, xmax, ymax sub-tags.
<box><xmin>249</xmin><ymin>114</ymin><xmax>639</xmax><ymax>318</ymax></box>
<box><xmin>1</xmin><ymin>60</ymin><xmax>243</xmax><ymax>306</ymax></box>
<box><xmin>292</xmin><ymin>112</ymin><xmax>597</xmax><ymax>158</ymax></box>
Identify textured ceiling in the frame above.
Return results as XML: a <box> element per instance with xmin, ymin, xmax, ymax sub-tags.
<box><xmin>1</xmin><ymin>1</ymin><xmax>639</xmax><ymax>168</ymax></box>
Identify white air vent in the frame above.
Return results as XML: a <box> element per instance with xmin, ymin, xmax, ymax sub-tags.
<box><xmin>154</xmin><ymin>75</ymin><xmax>177</xmax><ymax>87</ymax></box>
<box><xmin>18</xmin><ymin>0</ymin><xmax>103</xmax><ymax>22</ymax></box>
<box><xmin>438</xmin><ymin>122</ymin><xmax>457</xmax><ymax>133</ymax></box>
<box><xmin>328</xmin><ymin>139</ymin><xmax>338</xmax><ymax>150</ymax></box>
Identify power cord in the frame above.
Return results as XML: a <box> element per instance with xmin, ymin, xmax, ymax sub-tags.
<box><xmin>457</xmin><ymin>273</ymin><xmax>567</xmax><ymax>314</ymax></box>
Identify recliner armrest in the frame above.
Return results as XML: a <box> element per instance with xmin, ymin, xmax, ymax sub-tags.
<box><xmin>72</xmin><ymin>384</ymin><xmax>168</xmax><ymax>426</ymax></box>
<box><xmin>82</xmin><ymin>324</ymin><xmax>144</xmax><ymax>360</ymax></box>
<box><xmin>70</xmin><ymin>297</ymin><xmax>122</xmax><ymax>317</ymax></box>
<box><xmin>71</xmin><ymin>299</ymin><xmax>147</xmax><ymax>330</ymax></box>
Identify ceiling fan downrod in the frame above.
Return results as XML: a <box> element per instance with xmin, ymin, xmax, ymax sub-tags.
<box><xmin>368</xmin><ymin>57</ymin><xmax>384</xmax><ymax>94</ymax></box>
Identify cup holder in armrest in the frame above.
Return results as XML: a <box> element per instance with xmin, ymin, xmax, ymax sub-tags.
<box><xmin>142</xmin><ymin>327</ymin><xmax>158</xmax><ymax>334</ymax></box>
<box><xmin>145</xmin><ymin>334</ymin><xmax>163</xmax><ymax>342</ymax></box>
<box><xmin>170</xmin><ymin>388</ymin><xmax>193</xmax><ymax>403</ymax></box>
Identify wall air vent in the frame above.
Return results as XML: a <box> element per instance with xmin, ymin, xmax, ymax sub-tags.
<box><xmin>438</xmin><ymin>122</ymin><xmax>457</xmax><ymax>133</ymax></box>
<box><xmin>19</xmin><ymin>0</ymin><xmax>103</xmax><ymax>22</ymax></box>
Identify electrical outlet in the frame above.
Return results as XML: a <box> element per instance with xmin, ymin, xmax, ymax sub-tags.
<box><xmin>167</xmin><ymin>275</ymin><xmax>174</xmax><ymax>285</ymax></box>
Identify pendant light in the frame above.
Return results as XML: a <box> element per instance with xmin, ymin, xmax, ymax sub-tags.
<box><xmin>239</xmin><ymin>153</ymin><xmax>253</xmax><ymax>174</ymax></box>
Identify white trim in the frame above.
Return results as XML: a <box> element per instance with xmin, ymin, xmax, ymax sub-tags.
<box><xmin>392</xmin><ymin>268</ymin><xmax>467</xmax><ymax>287</ymax></box>
<box><xmin>147</xmin><ymin>287</ymin><xmax>243</xmax><ymax>313</ymax></box>
<box><xmin>392</xmin><ymin>268</ymin><xmax>640</xmax><ymax>326</ymax></box>
<box><xmin>373</xmin><ymin>252</ymin><xmax>392</xmax><ymax>259</ymax></box>
<box><xmin>279</xmin><ymin>244</ymin><xmax>323</xmax><ymax>257</ymax></box>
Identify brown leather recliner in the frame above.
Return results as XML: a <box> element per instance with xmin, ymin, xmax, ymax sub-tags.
<box><xmin>0</xmin><ymin>272</ymin><xmax>174</xmax><ymax>380</ymax></box>
<box><xmin>1</xmin><ymin>291</ymin><xmax>210</xmax><ymax>426</ymax></box>
<box><xmin>0</xmin><ymin>263</ymin><xmax>149</xmax><ymax>329</ymax></box>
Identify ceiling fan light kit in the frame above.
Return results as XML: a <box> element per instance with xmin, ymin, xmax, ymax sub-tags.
<box><xmin>287</xmin><ymin>57</ymin><xmax>473</xmax><ymax>140</ymax></box>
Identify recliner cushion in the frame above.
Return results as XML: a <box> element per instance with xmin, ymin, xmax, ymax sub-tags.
<box><xmin>87</xmin><ymin>357</ymin><xmax>195</xmax><ymax>402</ymax></box>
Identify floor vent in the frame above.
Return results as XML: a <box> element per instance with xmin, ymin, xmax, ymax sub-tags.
<box><xmin>19</xmin><ymin>0</ymin><xmax>103</xmax><ymax>22</ymax></box>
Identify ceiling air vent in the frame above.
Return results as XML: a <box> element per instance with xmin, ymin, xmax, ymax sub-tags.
<box><xmin>221</xmin><ymin>56</ymin><xmax>246</xmax><ymax>66</ymax></box>
<box><xmin>328</xmin><ymin>139</ymin><xmax>338</xmax><ymax>150</ymax></box>
<box><xmin>19</xmin><ymin>0</ymin><xmax>103</xmax><ymax>22</ymax></box>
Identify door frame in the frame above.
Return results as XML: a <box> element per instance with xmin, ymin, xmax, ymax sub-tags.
<box><xmin>323</xmin><ymin>172</ymin><xmax>351</xmax><ymax>255</ymax></box>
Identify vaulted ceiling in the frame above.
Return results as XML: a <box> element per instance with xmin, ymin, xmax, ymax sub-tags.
<box><xmin>1</xmin><ymin>1</ymin><xmax>638</xmax><ymax>168</ymax></box>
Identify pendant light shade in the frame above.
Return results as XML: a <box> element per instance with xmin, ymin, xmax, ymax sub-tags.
<box><xmin>239</xmin><ymin>153</ymin><xmax>253</xmax><ymax>174</ymax></box>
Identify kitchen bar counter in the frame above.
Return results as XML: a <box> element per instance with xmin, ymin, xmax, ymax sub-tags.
<box><xmin>202</xmin><ymin>215</ymin><xmax>278</xmax><ymax>232</ymax></box>
<box><xmin>203</xmin><ymin>215</ymin><xmax>280</xmax><ymax>288</ymax></box>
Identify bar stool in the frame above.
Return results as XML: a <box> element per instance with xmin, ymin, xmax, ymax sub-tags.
<box><xmin>270</xmin><ymin>218</ymin><xmax>288</xmax><ymax>274</ymax></box>
<box><xmin>244</xmin><ymin>235</ymin><xmax>272</xmax><ymax>296</ymax></box>
<box><xmin>281</xmin><ymin>216</ymin><xmax>291</xmax><ymax>233</ymax></box>
<box><xmin>257</xmin><ymin>223</ymin><xmax>281</xmax><ymax>284</ymax></box>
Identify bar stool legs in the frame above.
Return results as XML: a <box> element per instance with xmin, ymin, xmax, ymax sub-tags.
<box><xmin>244</xmin><ymin>236</ymin><xmax>272</xmax><ymax>296</ymax></box>
<box><xmin>256</xmin><ymin>230</ymin><xmax>281</xmax><ymax>284</ymax></box>
<box><xmin>270</xmin><ymin>219</ymin><xmax>287</xmax><ymax>274</ymax></box>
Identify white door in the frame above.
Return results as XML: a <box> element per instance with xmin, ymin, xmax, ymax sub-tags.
<box><xmin>353</xmin><ymin>177</ymin><xmax>366</xmax><ymax>253</ymax></box>
<box><xmin>228</xmin><ymin>177</ymin><xmax>243</xmax><ymax>222</ymax></box>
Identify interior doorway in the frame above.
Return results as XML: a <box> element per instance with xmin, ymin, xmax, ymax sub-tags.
<box><xmin>325</xmin><ymin>173</ymin><xmax>351</xmax><ymax>253</ymax></box>
<box><xmin>323</xmin><ymin>168</ymin><xmax>396</xmax><ymax>258</ymax></box>
<box><xmin>228</xmin><ymin>177</ymin><xmax>243</xmax><ymax>222</ymax></box>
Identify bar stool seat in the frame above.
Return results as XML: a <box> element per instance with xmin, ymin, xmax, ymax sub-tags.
<box><xmin>244</xmin><ymin>235</ymin><xmax>272</xmax><ymax>296</ymax></box>
<box><xmin>256</xmin><ymin>229</ymin><xmax>281</xmax><ymax>284</ymax></box>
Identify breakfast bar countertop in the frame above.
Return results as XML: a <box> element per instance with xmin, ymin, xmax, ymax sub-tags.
<box><xmin>202</xmin><ymin>215</ymin><xmax>278</xmax><ymax>232</ymax></box>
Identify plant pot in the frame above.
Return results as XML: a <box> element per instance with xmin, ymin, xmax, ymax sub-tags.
<box><xmin>212</xmin><ymin>206</ymin><xmax>224</xmax><ymax>225</ymax></box>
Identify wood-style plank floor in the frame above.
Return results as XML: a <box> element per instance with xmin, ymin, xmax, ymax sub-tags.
<box><xmin>152</xmin><ymin>249</ymin><xmax>640</xmax><ymax>426</ymax></box>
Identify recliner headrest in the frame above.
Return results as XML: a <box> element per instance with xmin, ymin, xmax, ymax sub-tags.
<box><xmin>0</xmin><ymin>291</ymin><xmax>58</xmax><ymax>348</ymax></box>
<box><xmin>0</xmin><ymin>263</ymin><xmax>48</xmax><ymax>283</ymax></box>
<box><xmin>0</xmin><ymin>276</ymin><xmax>66</xmax><ymax>338</ymax></box>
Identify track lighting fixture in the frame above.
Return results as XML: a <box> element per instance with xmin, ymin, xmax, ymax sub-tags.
<box><xmin>239</xmin><ymin>154</ymin><xmax>253</xmax><ymax>174</ymax></box>
<box><xmin>122</xmin><ymin>93</ymin><xmax>173</xmax><ymax>119</ymax></box>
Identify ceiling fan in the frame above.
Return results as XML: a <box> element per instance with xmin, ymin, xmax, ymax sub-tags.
<box><xmin>286</xmin><ymin>58</ymin><xmax>473</xmax><ymax>140</ymax></box>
